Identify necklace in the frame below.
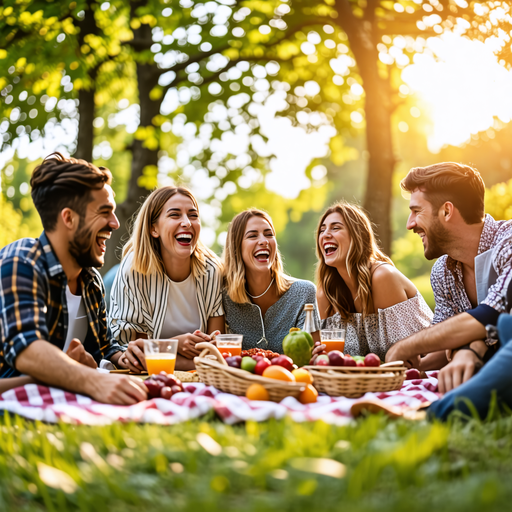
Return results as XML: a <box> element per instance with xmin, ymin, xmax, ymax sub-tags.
<box><xmin>246</xmin><ymin>277</ymin><xmax>275</xmax><ymax>299</ymax></box>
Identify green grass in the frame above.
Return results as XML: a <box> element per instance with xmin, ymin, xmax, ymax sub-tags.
<box><xmin>1</xmin><ymin>413</ymin><xmax>511</xmax><ymax>512</ymax></box>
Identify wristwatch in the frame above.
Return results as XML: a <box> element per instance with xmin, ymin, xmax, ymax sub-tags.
<box><xmin>484</xmin><ymin>324</ymin><xmax>499</xmax><ymax>346</ymax></box>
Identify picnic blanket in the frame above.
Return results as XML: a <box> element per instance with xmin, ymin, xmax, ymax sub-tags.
<box><xmin>0</xmin><ymin>372</ymin><xmax>440</xmax><ymax>426</ymax></box>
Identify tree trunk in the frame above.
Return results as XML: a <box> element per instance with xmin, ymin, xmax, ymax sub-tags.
<box><xmin>74</xmin><ymin>87</ymin><xmax>95</xmax><ymax>161</ymax></box>
<box><xmin>103</xmin><ymin>19</ymin><xmax>162</xmax><ymax>272</ymax></box>
<box><xmin>73</xmin><ymin>0</ymin><xmax>98</xmax><ymax>162</ymax></box>
<box><xmin>337</xmin><ymin>8</ymin><xmax>396</xmax><ymax>255</ymax></box>
<box><xmin>360</xmin><ymin>73</ymin><xmax>395</xmax><ymax>255</ymax></box>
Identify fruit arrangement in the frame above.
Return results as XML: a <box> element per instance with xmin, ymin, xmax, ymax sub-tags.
<box><xmin>240</xmin><ymin>348</ymin><xmax>281</xmax><ymax>359</ymax></box>
<box><xmin>220</xmin><ymin>352</ymin><xmax>317</xmax><ymax>404</ymax></box>
<box><xmin>194</xmin><ymin>342</ymin><xmax>316</xmax><ymax>403</ymax></box>
<box><xmin>314</xmin><ymin>348</ymin><xmax>381</xmax><ymax>368</ymax></box>
<box><xmin>144</xmin><ymin>372</ymin><xmax>185</xmax><ymax>399</ymax></box>
<box><xmin>223</xmin><ymin>352</ymin><xmax>296</xmax><ymax>374</ymax></box>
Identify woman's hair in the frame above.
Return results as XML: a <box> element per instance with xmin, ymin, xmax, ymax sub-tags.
<box><xmin>30</xmin><ymin>152</ymin><xmax>112</xmax><ymax>231</ymax></box>
<box><xmin>315</xmin><ymin>202</ymin><xmax>392</xmax><ymax>319</ymax></box>
<box><xmin>223</xmin><ymin>208</ymin><xmax>291</xmax><ymax>304</ymax></box>
<box><xmin>123</xmin><ymin>186</ymin><xmax>221</xmax><ymax>278</ymax></box>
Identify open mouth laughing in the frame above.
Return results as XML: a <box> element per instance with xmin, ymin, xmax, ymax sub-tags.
<box><xmin>323</xmin><ymin>243</ymin><xmax>338</xmax><ymax>256</ymax></box>
<box><xmin>96</xmin><ymin>231</ymin><xmax>111</xmax><ymax>253</ymax></box>
<box><xmin>414</xmin><ymin>229</ymin><xmax>426</xmax><ymax>244</ymax></box>
<box><xmin>175</xmin><ymin>232</ymin><xmax>193</xmax><ymax>246</ymax></box>
<box><xmin>254</xmin><ymin>249</ymin><xmax>270</xmax><ymax>263</ymax></box>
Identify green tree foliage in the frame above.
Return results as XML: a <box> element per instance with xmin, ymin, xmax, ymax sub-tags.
<box><xmin>1</xmin><ymin>0</ymin><xmax>511</xmax><ymax>268</ymax></box>
<box><xmin>485</xmin><ymin>179</ymin><xmax>512</xmax><ymax>220</ymax></box>
<box><xmin>0</xmin><ymin>158</ymin><xmax>43</xmax><ymax>248</ymax></box>
<box><xmin>257</xmin><ymin>0</ymin><xmax>512</xmax><ymax>254</ymax></box>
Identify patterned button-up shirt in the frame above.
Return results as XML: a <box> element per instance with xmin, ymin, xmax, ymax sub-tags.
<box><xmin>431</xmin><ymin>215</ymin><xmax>512</xmax><ymax>324</ymax></box>
<box><xmin>0</xmin><ymin>232</ymin><xmax>125</xmax><ymax>378</ymax></box>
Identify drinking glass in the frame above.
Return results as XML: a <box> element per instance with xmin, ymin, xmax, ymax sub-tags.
<box><xmin>144</xmin><ymin>339</ymin><xmax>178</xmax><ymax>375</ymax></box>
<box><xmin>320</xmin><ymin>329</ymin><xmax>345</xmax><ymax>353</ymax></box>
<box><xmin>215</xmin><ymin>334</ymin><xmax>243</xmax><ymax>357</ymax></box>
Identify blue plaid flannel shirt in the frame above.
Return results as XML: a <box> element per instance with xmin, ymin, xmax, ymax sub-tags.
<box><xmin>0</xmin><ymin>232</ymin><xmax>125</xmax><ymax>378</ymax></box>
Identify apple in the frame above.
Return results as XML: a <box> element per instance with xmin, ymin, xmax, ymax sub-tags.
<box><xmin>255</xmin><ymin>357</ymin><xmax>272</xmax><ymax>375</ymax></box>
<box><xmin>356</xmin><ymin>360</ymin><xmax>365</xmax><ymax>367</ymax></box>
<box><xmin>328</xmin><ymin>350</ymin><xmax>344</xmax><ymax>367</ymax></box>
<box><xmin>316</xmin><ymin>354</ymin><xmax>330</xmax><ymax>366</ymax></box>
<box><xmin>271</xmin><ymin>355</ymin><xmax>294</xmax><ymax>372</ymax></box>
<box><xmin>343</xmin><ymin>355</ymin><xmax>357</xmax><ymax>367</ymax></box>
<box><xmin>222</xmin><ymin>352</ymin><xmax>232</xmax><ymax>359</ymax></box>
<box><xmin>160</xmin><ymin>386</ymin><xmax>173</xmax><ymax>400</ymax></box>
<box><xmin>241</xmin><ymin>356</ymin><xmax>257</xmax><ymax>373</ymax></box>
<box><xmin>364</xmin><ymin>353</ymin><xmax>380</xmax><ymax>367</ymax></box>
<box><xmin>145</xmin><ymin>378</ymin><xmax>164</xmax><ymax>398</ymax></box>
<box><xmin>226</xmin><ymin>356</ymin><xmax>242</xmax><ymax>368</ymax></box>
<box><xmin>405</xmin><ymin>368</ymin><xmax>421</xmax><ymax>380</ymax></box>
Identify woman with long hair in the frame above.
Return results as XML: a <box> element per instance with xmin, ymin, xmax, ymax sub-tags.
<box><xmin>223</xmin><ymin>208</ymin><xmax>321</xmax><ymax>352</ymax></box>
<box><xmin>110</xmin><ymin>186</ymin><xmax>224</xmax><ymax>371</ymax></box>
<box><xmin>315</xmin><ymin>202</ymin><xmax>432</xmax><ymax>360</ymax></box>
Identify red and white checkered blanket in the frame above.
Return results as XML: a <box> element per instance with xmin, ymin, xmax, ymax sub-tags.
<box><xmin>0</xmin><ymin>373</ymin><xmax>440</xmax><ymax>425</ymax></box>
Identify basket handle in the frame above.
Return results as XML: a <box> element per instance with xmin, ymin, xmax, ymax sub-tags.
<box><xmin>195</xmin><ymin>342</ymin><xmax>228</xmax><ymax>366</ymax></box>
<box><xmin>380</xmin><ymin>360</ymin><xmax>404</xmax><ymax>368</ymax></box>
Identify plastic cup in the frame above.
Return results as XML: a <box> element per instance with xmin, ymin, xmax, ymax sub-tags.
<box><xmin>215</xmin><ymin>334</ymin><xmax>243</xmax><ymax>357</ymax></box>
<box><xmin>320</xmin><ymin>329</ymin><xmax>345</xmax><ymax>353</ymax></box>
<box><xmin>144</xmin><ymin>339</ymin><xmax>178</xmax><ymax>375</ymax></box>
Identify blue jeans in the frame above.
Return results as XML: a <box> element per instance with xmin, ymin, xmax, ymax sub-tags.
<box><xmin>428</xmin><ymin>314</ymin><xmax>512</xmax><ymax>420</ymax></box>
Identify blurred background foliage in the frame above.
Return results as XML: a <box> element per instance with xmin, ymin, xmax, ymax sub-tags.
<box><xmin>2</xmin><ymin>0</ymin><xmax>512</xmax><ymax>311</ymax></box>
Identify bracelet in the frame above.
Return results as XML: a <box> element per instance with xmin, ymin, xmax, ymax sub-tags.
<box><xmin>457</xmin><ymin>345</ymin><xmax>484</xmax><ymax>363</ymax></box>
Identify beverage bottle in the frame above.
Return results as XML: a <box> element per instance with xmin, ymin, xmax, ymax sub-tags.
<box><xmin>303</xmin><ymin>304</ymin><xmax>315</xmax><ymax>335</ymax></box>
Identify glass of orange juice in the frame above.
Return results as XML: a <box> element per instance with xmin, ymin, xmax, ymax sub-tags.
<box><xmin>143</xmin><ymin>339</ymin><xmax>178</xmax><ymax>375</ymax></box>
<box><xmin>320</xmin><ymin>329</ymin><xmax>345</xmax><ymax>353</ymax></box>
<box><xmin>215</xmin><ymin>334</ymin><xmax>243</xmax><ymax>357</ymax></box>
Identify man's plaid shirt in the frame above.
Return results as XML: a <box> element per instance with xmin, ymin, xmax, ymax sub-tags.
<box><xmin>0</xmin><ymin>232</ymin><xmax>125</xmax><ymax>378</ymax></box>
<box><xmin>431</xmin><ymin>215</ymin><xmax>512</xmax><ymax>324</ymax></box>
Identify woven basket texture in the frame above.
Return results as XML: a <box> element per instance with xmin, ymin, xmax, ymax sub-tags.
<box><xmin>195</xmin><ymin>357</ymin><xmax>305</xmax><ymax>402</ymax></box>
<box><xmin>304</xmin><ymin>365</ymin><xmax>406</xmax><ymax>398</ymax></box>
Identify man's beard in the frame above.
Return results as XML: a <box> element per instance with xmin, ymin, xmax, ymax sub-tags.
<box><xmin>69</xmin><ymin>221</ymin><xmax>105</xmax><ymax>269</ymax></box>
<box><xmin>422</xmin><ymin>217</ymin><xmax>451</xmax><ymax>260</ymax></box>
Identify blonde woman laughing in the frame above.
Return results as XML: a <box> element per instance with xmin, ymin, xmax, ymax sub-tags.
<box><xmin>110</xmin><ymin>186</ymin><xmax>224</xmax><ymax>371</ymax></box>
<box><xmin>222</xmin><ymin>208</ymin><xmax>321</xmax><ymax>352</ymax></box>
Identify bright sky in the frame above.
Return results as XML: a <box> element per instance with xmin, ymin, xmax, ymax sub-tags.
<box><xmin>402</xmin><ymin>33</ymin><xmax>512</xmax><ymax>153</ymax></box>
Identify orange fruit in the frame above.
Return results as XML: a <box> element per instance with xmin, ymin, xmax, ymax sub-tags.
<box><xmin>299</xmin><ymin>384</ymin><xmax>318</xmax><ymax>404</ymax></box>
<box><xmin>262</xmin><ymin>365</ymin><xmax>296</xmax><ymax>382</ymax></box>
<box><xmin>245</xmin><ymin>383</ymin><xmax>270</xmax><ymax>401</ymax></box>
<box><xmin>292</xmin><ymin>368</ymin><xmax>313</xmax><ymax>385</ymax></box>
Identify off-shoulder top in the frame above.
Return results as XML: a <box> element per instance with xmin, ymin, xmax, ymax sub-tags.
<box><xmin>321</xmin><ymin>293</ymin><xmax>433</xmax><ymax>360</ymax></box>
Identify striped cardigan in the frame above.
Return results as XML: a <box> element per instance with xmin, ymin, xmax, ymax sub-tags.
<box><xmin>109</xmin><ymin>252</ymin><xmax>224</xmax><ymax>344</ymax></box>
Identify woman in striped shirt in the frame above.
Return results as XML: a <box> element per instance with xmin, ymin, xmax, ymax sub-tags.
<box><xmin>110</xmin><ymin>186</ymin><xmax>224</xmax><ymax>371</ymax></box>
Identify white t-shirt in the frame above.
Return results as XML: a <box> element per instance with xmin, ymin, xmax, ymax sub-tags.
<box><xmin>64</xmin><ymin>285</ymin><xmax>89</xmax><ymax>352</ymax></box>
<box><xmin>159</xmin><ymin>274</ymin><xmax>201</xmax><ymax>338</ymax></box>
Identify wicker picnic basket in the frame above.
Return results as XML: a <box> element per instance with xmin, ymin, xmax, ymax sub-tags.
<box><xmin>303</xmin><ymin>364</ymin><xmax>407</xmax><ymax>398</ymax></box>
<box><xmin>194</xmin><ymin>343</ymin><xmax>305</xmax><ymax>402</ymax></box>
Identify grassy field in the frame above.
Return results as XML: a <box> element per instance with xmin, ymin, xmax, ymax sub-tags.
<box><xmin>1</xmin><ymin>413</ymin><xmax>511</xmax><ymax>512</ymax></box>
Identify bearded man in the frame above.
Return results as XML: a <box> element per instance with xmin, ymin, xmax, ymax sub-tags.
<box><xmin>386</xmin><ymin>162</ymin><xmax>512</xmax><ymax>396</ymax></box>
<box><xmin>0</xmin><ymin>153</ymin><xmax>147</xmax><ymax>404</ymax></box>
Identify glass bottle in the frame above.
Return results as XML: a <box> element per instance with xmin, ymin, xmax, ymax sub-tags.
<box><xmin>303</xmin><ymin>303</ymin><xmax>315</xmax><ymax>335</ymax></box>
